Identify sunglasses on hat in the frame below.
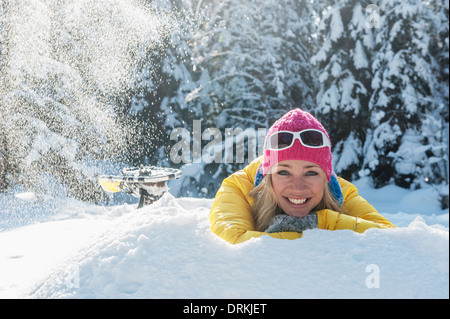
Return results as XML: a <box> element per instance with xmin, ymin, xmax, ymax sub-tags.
<box><xmin>265</xmin><ymin>129</ymin><xmax>331</xmax><ymax>151</ymax></box>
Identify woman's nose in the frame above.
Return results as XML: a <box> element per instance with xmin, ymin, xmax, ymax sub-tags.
<box><xmin>290</xmin><ymin>177</ymin><xmax>306</xmax><ymax>191</ymax></box>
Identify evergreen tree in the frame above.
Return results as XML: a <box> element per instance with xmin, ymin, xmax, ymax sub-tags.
<box><xmin>195</xmin><ymin>0</ymin><xmax>317</xmax><ymax>127</ymax></box>
<box><xmin>175</xmin><ymin>0</ymin><xmax>318</xmax><ymax>196</ymax></box>
<box><xmin>0</xmin><ymin>2</ymin><xmax>8</xmax><ymax>192</ymax></box>
<box><xmin>311</xmin><ymin>0</ymin><xmax>374</xmax><ymax>181</ymax></box>
<box><xmin>0</xmin><ymin>0</ymin><xmax>167</xmax><ymax>201</ymax></box>
<box><xmin>132</xmin><ymin>0</ymin><xmax>318</xmax><ymax>197</ymax></box>
<box><xmin>128</xmin><ymin>0</ymin><xmax>215</xmax><ymax>197</ymax></box>
<box><xmin>427</xmin><ymin>0</ymin><xmax>449</xmax><ymax>208</ymax></box>
<box><xmin>365</xmin><ymin>0</ymin><xmax>448</xmax><ymax>192</ymax></box>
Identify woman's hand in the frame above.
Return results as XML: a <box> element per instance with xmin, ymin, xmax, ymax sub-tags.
<box><xmin>264</xmin><ymin>212</ymin><xmax>318</xmax><ymax>233</ymax></box>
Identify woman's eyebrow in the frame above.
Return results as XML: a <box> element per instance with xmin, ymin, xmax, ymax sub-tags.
<box><xmin>277</xmin><ymin>163</ymin><xmax>320</xmax><ymax>169</ymax></box>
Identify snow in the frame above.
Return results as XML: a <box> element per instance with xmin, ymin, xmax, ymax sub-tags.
<box><xmin>0</xmin><ymin>178</ymin><xmax>448</xmax><ymax>299</ymax></box>
<box><xmin>329</xmin><ymin>9</ymin><xmax>344</xmax><ymax>42</ymax></box>
<box><xmin>353</xmin><ymin>40</ymin><xmax>369</xmax><ymax>69</ymax></box>
<box><xmin>333</xmin><ymin>133</ymin><xmax>361</xmax><ymax>174</ymax></box>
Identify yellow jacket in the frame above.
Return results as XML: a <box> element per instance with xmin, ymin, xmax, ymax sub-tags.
<box><xmin>209</xmin><ymin>156</ymin><xmax>395</xmax><ymax>244</ymax></box>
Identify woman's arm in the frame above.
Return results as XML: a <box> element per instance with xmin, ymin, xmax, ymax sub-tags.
<box><xmin>316</xmin><ymin>209</ymin><xmax>394</xmax><ymax>233</ymax></box>
<box><xmin>339</xmin><ymin>177</ymin><xmax>395</xmax><ymax>227</ymax></box>
<box><xmin>316</xmin><ymin>178</ymin><xmax>395</xmax><ymax>232</ymax></box>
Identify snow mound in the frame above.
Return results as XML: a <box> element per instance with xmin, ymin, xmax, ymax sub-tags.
<box><xmin>3</xmin><ymin>193</ymin><xmax>444</xmax><ymax>299</ymax></box>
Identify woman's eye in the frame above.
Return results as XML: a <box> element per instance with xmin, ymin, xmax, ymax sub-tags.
<box><xmin>277</xmin><ymin>170</ymin><xmax>290</xmax><ymax>176</ymax></box>
<box><xmin>306</xmin><ymin>171</ymin><xmax>318</xmax><ymax>176</ymax></box>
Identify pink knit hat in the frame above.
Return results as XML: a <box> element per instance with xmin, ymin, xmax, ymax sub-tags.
<box><xmin>262</xmin><ymin>108</ymin><xmax>333</xmax><ymax>181</ymax></box>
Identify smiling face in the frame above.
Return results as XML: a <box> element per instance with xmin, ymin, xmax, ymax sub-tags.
<box><xmin>270</xmin><ymin>160</ymin><xmax>326</xmax><ymax>217</ymax></box>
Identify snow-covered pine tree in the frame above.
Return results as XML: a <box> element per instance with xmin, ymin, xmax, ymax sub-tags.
<box><xmin>196</xmin><ymin>0</ymin><xmax>317</xmax><ymax>127</ymax></box>
<box><xmin>0</xmin><ymin>0</ymin><xmax>168</xmax><ymax>202</ymax></box>
<box><xmin>132</xmin><ymin>0</ymin><xmax>318</xmax><ymax>197</ymax></box>
<box><xmin>173</xmin><ymin>0</ymin><xmax>317</xmax><ymax>196</ymax></box>
<box><xmin>0</xmin><ymin>2</ymin><xmax>8</xmax><ymax>192</ymax></box>
<box><xmin>365</xmin><ymin>0</ymin><xmax>448</xmax><ymax>192</ymax></box>
<box><xmin>1</xmin><ymin>0</ymin><xmax>106</xmax><ymax>201</ymax></box>
<box><xmin>126</xmin><ymin>0</ymin><xmax>192</xmax><ymax>168</ymax></box>
<box><xmin>426</xmin><ymin>0</ymin><xmax>449</xmax><ymax>208</ymax></box>
<box><xmin>129</xmin><ymin>0</ymin><xmax>218</xmax><ymax>197</ymax></box>
<box><xmin>428</xmin><ymin>0</ymin><xmax>449</xmax><ymax>121</ymax></box>
<box><xmin>311</xmin><ymin>0</ymin><xmax>374</xmax><ymax>181</ymax></box>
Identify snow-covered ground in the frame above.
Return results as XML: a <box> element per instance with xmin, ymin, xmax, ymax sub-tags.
<box><xmin>0</xmin><ymin>177</ymin><xmax>448</xmax><ymax>299</ymax></box>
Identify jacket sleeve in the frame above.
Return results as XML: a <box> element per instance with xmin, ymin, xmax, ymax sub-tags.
<box><xmin>209</xmin><ymin>157</ymin><xmax>302</xmax><ymax>244</ymax></box>
<box><xmin>317</xmin><ymin>209</ymin><xmax>393</xmax><ymax>232</ymax></box>
<box><xmin>316</xmin><ymin>178</ymin><xmax>395</xmax><ymax>232</ymax></box>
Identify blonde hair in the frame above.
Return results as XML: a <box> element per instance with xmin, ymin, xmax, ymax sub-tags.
<box><xmin>249</xmin><ymin>174</ymin><xmax>344</xmax><ymax>231</ymax></box>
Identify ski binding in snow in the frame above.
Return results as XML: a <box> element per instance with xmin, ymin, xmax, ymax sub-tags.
<box><xmin>98</xmin><ymin>166</ymin><xmax>182</xmax><ymax>208</ymax></box>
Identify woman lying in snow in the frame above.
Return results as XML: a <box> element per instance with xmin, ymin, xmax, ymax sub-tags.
<box><xmin>209</xmin><ymin>108</ymin><xmax>395</xmax><ymax>244</ymax></box>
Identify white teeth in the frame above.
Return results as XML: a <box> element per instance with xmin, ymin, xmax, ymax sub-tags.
<box><xmin>288</xmin><ymin>197</ymin><xmax>307</xmax><ymax>205</ymax></box>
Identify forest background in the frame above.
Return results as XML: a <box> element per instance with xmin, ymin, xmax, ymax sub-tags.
<box><xmin>0</xmin><ymin>0</ymin><xmax>448</xmax><ymax>208</ymax></box>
